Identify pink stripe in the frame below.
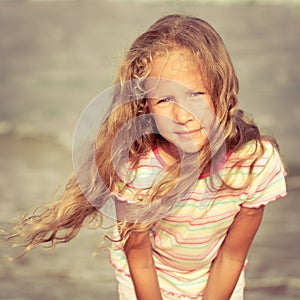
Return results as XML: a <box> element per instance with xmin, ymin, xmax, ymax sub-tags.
<box><xmin>164</xmin><ymin>211</ymin><xmax>237</xmax><ymax>226</ymax></box>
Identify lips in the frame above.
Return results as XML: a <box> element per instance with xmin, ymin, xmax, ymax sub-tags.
<box><xmin>174</xmin><ymin>128</ymin><xmax>204</xmax><ymax>138</ymax></box>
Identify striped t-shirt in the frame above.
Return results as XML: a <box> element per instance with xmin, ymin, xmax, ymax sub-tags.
<box><xmin>109</xmin><ymin>140</ymin><xmax>287</xmax><ymax>299</ymax></box>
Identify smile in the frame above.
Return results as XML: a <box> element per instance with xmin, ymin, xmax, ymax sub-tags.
<box><xmin>174</xmin><ymin>128</ymin><xmax>204</xmax><ymax>139</ymax></box>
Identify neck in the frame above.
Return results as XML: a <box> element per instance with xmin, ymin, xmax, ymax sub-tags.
<box><xmin>157</xmin><ymin>141</ymin><xmax>181</xmax><ymax>165</ymax></box>
<box><xmin>157</xmin><ymin>141</ymin><xmax>211</xmax><ymax>176</ymax></box>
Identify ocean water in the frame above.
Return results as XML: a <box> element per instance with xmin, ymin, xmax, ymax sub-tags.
<box><xmin>0</xmin><ymin>1</ymin><xmax>299</xmax><ymax>299</ymax></box>
<box><xmin>0</xmin><ymin>1</ymin><xmax>299</xmax><ymax>162</ymax></box>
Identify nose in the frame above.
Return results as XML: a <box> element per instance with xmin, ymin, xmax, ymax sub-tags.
<box><xmin>173</xmin><ymin>103</ymin><xmax>194</xmax><ymax>124</ymax></box>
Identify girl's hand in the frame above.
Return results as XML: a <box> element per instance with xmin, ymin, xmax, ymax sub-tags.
<box><xmin>203</xmin><ymin>205</ymin><xmax>265</xmax><ymax>300</ymax></box>
<box><xmin>123</xmin><ymin>228</ymin><xmax>163</xmax><ymax>300</ymax></box>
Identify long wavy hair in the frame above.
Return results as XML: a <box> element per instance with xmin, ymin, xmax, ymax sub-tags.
<box><xmin>2</xmin><ymin>14</ymin><xmax>278</xmax><ymax>256</ymax></box>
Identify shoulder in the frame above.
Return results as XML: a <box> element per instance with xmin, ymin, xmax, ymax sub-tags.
<box><xmin>228</xmin><ymin>139</ymin><xmax>282</xmax><ymax>171</ymax></box>
<box><xmin>229</xmin><ymin>139</ymin><xmax>287</xmax><ymax>207</ymax></box>
<box><xmin>223</xmin><ymin>139</ymin><xmax>286</xmax><ymax>190</ymax></box>
<box><xmin>113</xmin><ymin>149</ymin><xmax>166</xmax><ymax>202</ymax></box>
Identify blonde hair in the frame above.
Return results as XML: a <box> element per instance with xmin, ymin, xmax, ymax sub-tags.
<box><xmin>2</xmin><ymin>14</ymin><xmax>278</xmax><ymax>256</ymax></box>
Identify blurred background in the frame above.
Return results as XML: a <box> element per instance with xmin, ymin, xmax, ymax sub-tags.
<box><xmin>0</xmin><ymin>0</ymin><xmax>299</xmax><ymax>299</ymax></box>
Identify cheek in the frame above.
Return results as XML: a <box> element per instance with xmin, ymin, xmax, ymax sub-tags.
<box><xmin>199</xmin><ymin>109</ymin><xmax>215</xmax><ymax>128</ymax></box>
<box><xmin>189</xmin><ymin>98</ymin><xmax>216</xmax><ymax>128</ymax></box>
<box><xmin>152</xmin><ymin>115</ymin><xmax>172</xmax><ymax>134</ymax></box>
<box><xmin>147</xmin><ymin>102</ymin><xmax>172</xmax><ymax>133</ymax></box>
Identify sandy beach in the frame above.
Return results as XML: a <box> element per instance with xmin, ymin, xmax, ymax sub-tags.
<box><xmin>0</xmin><ymin>1</ymin><xmax>299</xmax><ymax>299</ymax></box>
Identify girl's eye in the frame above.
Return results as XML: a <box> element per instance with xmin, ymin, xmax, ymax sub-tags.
<box><xmin>190</xmin><ymin>91</ymin><xmax>205</xmax><ymax>98</ymax></box>
<box><xmin>157</xmin><ymin>97</ymin><xmax>174</xmax><ymax>104</ymax></box>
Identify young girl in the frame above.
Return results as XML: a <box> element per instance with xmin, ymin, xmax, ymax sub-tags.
<box><xmin>3</xmin><ymin>14</ymin><xmax>287</xmax><ymax>300</ymax></box>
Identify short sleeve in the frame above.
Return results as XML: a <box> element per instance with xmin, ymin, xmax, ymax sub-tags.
<box><xmin>241</xmin><ymin>141</ymin><xmax>287</xmax><ymax>208</ymax></box>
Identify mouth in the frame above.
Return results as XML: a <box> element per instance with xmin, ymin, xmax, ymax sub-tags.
<box><xmin>174</xmin><ymin>128</ymin><xmax>205</xmax><ymax>139</ymax></box>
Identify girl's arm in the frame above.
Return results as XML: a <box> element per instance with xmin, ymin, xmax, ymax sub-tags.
<box><xmin>203</xmin><ymin>205</ymin><xmax>265</xmax><ymax>300</ymax></box>
<box><xmin>123</xmin><ymin>229</ymin><xmax>163</xmax><ymax>300</ymax></box>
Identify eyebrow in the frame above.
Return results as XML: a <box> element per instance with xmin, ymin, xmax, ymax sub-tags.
<box><xmin>147</xmin><ymin>88</ymin><xmax>205</xmax><ymax>99</ymax></box>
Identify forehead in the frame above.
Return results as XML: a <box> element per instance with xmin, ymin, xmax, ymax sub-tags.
<box><xmin>147</xmin><ymin>50</ymin><xmax>205</xmax><ymax>92</ymax></box>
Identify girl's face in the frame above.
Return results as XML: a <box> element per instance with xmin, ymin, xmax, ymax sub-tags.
<box><xmin>146</xmin><ymin>50</ymin><xmax>215</xmax><ymax>154</ymax></box>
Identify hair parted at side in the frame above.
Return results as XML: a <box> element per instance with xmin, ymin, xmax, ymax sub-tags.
<box><xmin>1</xmin><ymin>14</ymin><xmax>278</xmax><ymax>257</ymax></box>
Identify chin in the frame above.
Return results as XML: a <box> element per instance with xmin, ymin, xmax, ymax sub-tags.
<box><xmin>176</xmin><ymin>142</ymin><xmax>203</xmax><ymax>154</ymax></box>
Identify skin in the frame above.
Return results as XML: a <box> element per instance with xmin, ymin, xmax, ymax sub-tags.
<box><xmin>145</xmin><ymin>51</ymin><xmax>215</xmax><ymax>158</ymax></box>
<box><xmin>121</xmin><ymin>50</ymin><xmax>265</xmax><ymax>299</ymax></box>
